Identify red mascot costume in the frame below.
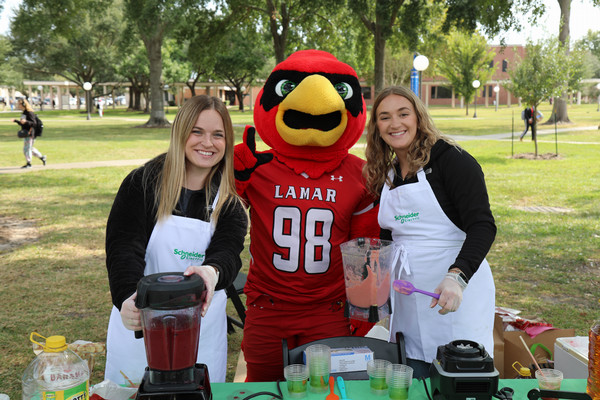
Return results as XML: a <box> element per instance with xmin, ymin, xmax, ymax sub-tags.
<box><xmin>234</xmin><ymin>50</ymin><xmax>379</xmax><ymax>381</ymax></box>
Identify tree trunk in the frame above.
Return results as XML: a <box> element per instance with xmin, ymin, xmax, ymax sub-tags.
<box><xmin>373</xmin><ymin>26</ymin><xmax>386</xmax><ymax>97</ymax></box>
<box><xmin>268</xmin><ymin>0</ymin><xmax>288</xmax><ymax>64</ymax></box>
<box><xmin>546</xmin><ymin>0</ymin><xmax>572</xmax><ymax>124</ymax></box>
<box><xmin>237</xmin><ymin>90</ymin><xmax>245</xmax><ymax>111</ymax></box>
<box><xmin>142</xmin><ymin>35</ymin><xmax>170</xmax><ymax>127</ymax></box>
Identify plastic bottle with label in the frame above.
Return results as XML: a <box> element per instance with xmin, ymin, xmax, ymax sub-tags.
<box><xmin>22</xmin><ymin>332</ymin><xmax>89</xmax><ymax>400</ymax></box>
<box><xmin>588</xmin><ymin>300</ymin><xmax>600</xmax><ymax>400</ymax></box>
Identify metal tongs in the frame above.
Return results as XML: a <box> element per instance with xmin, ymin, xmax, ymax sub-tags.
<box><xmin>527</xmin><ymin>388</ymin><xmax>592</xmax><ymax>399</ymax></box>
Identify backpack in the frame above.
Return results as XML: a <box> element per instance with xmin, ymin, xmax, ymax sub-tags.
<box><xmin>34</xmin><ymin>116</ymin><xmax>43</xmax><ymax>137</ymax></box>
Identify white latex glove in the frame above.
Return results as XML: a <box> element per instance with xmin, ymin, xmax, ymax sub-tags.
<box><xmin>430</xmin><ymin>274</ymin><xmax>464</xmax><ymax>315</ymax></box>
<box><xmin>120</xmin><ymin>292</ymin><xmax>142</xmax><ymax>331</ymax></box>
<box><xmin>184</xmin><ymin>265</ymin><xmax>218</xmax><ymax>317</ymax></box>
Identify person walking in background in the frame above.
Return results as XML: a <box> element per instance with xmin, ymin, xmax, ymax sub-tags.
<box><xmin>519</xmin><ymin>106</ymin><xmax>543</xmax><ymax>141</ymax></box>
<box><xmin>12</xmin><ymin>98</ymin><xmax>46</xmax><ymax>169</ymax></box>
<box><xmin>97</xmin><ymin>97</ymin><xmax>104</xmax><ymax>118</ymax></box>
<box><xmin>104</xmin><ymin>95</ymin><xmax>248</xmax><ymax>385</ymax></box>
<box><xmin>363</xmin><ymin>86</ymin><xmax>496</xmax><ymax>379</ymax></box>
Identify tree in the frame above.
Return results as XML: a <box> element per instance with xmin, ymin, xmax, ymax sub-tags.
<box><xmin>124</xmin><ymin>0</ymin><xmax>209</xmax><ymax>127</ymax></box>
<box><xmin>226</xmin><ymin>0</ymin><xmax>346</xmax><ymax>63</ymax></box>
<box><xmin>437</xmin><ymin>31</ymin><xmax>496</xmax><ymax>116</ymax></box>
<box><xmin>10</xmin><ymin>0</ymin><xmax>125</xmax><ymax>115</ymax></box>
<box><xmin>546</xmin><ymin>0</ymin><xmax>600</xmax><ymax>124</ymax></box>
<box><xmin>213</xmin><ymin>26</ymin><xmax>268</xmax><ymax>111</ymax></box>
<box><xmin>507</xmin><ymin>38</ymin><xmax>583</xmax><ymax>156</ymax></box>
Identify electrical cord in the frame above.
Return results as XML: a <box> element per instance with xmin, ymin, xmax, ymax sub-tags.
<box><xmin>420</xmin><ymin>376</ymin><xmax>433</xmax><ymax>400</ymax></box>
<box><xmin>241</xmin><ymin>380</ymin><xmax>283</xmax><ymax>400</ymax></box>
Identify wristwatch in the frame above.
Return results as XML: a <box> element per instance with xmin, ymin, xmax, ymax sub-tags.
<box><xmin>447</xmin><ymin>268</ymin><xmax>468</xmax><ymax>289</ymax></box>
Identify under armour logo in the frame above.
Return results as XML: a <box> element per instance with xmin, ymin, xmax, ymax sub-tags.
<box><xmin>330</xmin><ymin>175</ymin><xmax>343</xmax><ymax>182</ymax></box>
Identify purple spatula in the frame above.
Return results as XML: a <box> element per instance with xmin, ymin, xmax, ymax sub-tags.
<box><xmin>393</xmin><ymin>279</ymin><xmax>440</xmax><ymax>299</ymax></box>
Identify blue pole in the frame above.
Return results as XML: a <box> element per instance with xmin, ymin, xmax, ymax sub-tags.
<box><xmin>410</xmin><ymin>68</ymin><xmax>419</xmax><ymax>97</ymax></box>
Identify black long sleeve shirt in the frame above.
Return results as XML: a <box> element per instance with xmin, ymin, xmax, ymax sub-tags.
<box><xmin>380</xmin><ymin>140</ymin><xmax>496</xmax><ymax>280</ymax></box>
<box><xmin>105</xmin><ymin>155</ymin><xmax>248</xmax><ymax>310</ymax></box>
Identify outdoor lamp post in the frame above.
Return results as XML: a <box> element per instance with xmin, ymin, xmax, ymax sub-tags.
<box><xmin>596</xmin><ymin>82</ymin><xmax>600</xmax><ymax>112</ymax></box>
<box><xmin>494</xmin><ymin>85</ymin><xmax>500</xmax><ymax>112</ymax></box>
<box><xmin>472</xmin><ymin>80</ymin><xmax>481</xmax><ymax>118</ymax></box>
<box><xmin>83</xmin><ymin>82</ymin><xmax>92</xmax><ymax>120</ymax></box>
<box><xmin>37</xmin><ymin>85</ymin><xmax>44</xmax><ymax>111</ymax></box>
<box><xmin>413</xmin><ymin>55</ymin><xmax>429</xmax><ymax>100</ymax></box>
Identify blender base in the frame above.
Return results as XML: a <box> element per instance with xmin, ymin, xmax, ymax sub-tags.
<box><xmin>136</xmin><ymin>363</ymin><xmax>212</xmax><ymax>400</ymax></box>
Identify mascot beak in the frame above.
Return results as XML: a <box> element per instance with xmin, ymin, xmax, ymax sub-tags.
<box><xmin>275</xmin><ymin>74</ymin><xmax>349</xmax><ymax>147</ymax></box>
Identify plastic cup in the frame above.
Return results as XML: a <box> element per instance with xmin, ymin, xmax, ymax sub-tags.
<box><xmin>367</xmin><ymin>359</ymin><xmax>392</xmax><ymax>395</ymax></box>
<box><xmin>305</xmin><ymin>344</ymin><xmax>330</xmax><ymax>393</ymax></box>
<box><xmin>535</xmin><ymin>368</ymin><xmax>563</xmax><ymax>400</ymax></box>
<box><xmin>284</xmin><ymin>364</ymin><xmax>309</xmax><ymax>398</ymax></box>
<box><xmin>386</xmin><ymin>364</ymin><xmax>413</xmax><ymax>400</ymax></box>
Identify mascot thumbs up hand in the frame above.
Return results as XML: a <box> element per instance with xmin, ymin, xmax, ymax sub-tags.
<box><xmin>237</xmin><ymin>50</ymin><xmax>380</xmax><ymax>382</ymax></box>
<box><xmin>234</xmin><ymin>125</ymin><xmax>273</xmax><ymax>193</ymax></box>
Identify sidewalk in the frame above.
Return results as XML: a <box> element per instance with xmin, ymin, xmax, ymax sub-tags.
<box><xmin>1</xmin><ymin>126</ymin><xmax>597</xmax><ymax>174</ymax></box>
<box><xmin>0</xmin><ymin>159</ymin><xmax>150</xmax><ymax>174</ymax></box>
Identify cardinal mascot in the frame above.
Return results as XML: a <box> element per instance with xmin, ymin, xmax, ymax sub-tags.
<box><xmin>234</xmin><ymin>50</ymin><xmax>380</xmax><ymax>381</ymax></box>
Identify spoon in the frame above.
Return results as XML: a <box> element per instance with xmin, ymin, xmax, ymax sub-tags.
<box><xmin>393</xmin><ymin>279</ymin><xmax>440</xmax><ymax>299</ymax></box>
<box><xmin>337</xmin><ymin>376</ymin><xmax>351</xmax><ymax>400</ymax></box>
<box><xmin>326</xmin><ymin>376</ymin><xmax>339</xmax><ymax>400</ymax></box>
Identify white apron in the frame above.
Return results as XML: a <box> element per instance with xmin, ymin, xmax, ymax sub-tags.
<box><xmin>380</xmin><ymin>169</ymin><xmax>495</xmax><ymax>363</ymax></box>
<box><xmin>105</xmin><ymin>194</ymin><xmax>227</xmax><ymax>385</ymax></box>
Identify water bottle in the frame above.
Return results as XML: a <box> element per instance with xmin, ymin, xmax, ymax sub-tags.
<box><xmin>588</xmin><ymin>300</ymin><xmax>600</xmax><ymax>400</ymax></box>
<box><xmin>22</xmin><ymin>332</ymin><xmax>89</xmax><ymax>400</ymax></box>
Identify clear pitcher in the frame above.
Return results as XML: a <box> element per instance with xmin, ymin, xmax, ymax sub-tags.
<box><xmin>340</xmin><ymin>237</ymin><xmax>394</xmax><ymax>322</ymax></box>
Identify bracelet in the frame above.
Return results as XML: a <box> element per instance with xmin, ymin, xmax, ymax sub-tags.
<box><xmin>445</xmin><ymin>271</ymin><xmax>468</xmax><ymax>290</ymax></box>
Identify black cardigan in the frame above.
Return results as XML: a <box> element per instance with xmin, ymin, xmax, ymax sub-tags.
<box><xmin>105</xmin><ymin>155</ymin><xmax>248</xmax><ymax>310</ymax></box>
<box><xmin>381</xmin><ymin>140</ymin><xmax>496</xmax><ymax>280</ymax></box>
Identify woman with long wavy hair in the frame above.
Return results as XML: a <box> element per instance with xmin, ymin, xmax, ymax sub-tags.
<box><xmin>364</xmin><ymin>86</ymin><xmax>496</xmax><ymax>378</ymax></box>
<box><xmin>105</xmin><ymin>95</ymin><xmax>248</xmax><ymax>385</ymax></box>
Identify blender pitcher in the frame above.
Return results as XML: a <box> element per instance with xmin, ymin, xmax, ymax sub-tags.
<box><xmin>135</xmin><ymin>272</ymin><xmax>206</xmax><ymax>385</ymax></box>
<box><xmin>340</xmin><ymin>238</ymin><xmax>394</xmax><ymax>322</ymax></box>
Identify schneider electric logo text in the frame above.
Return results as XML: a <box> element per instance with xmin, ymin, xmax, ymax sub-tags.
<box><xmin>174</xmin><ymin>249</ymin><xmax>205</xmax><ymax>261</ymax></box>
<box><xmin>394</xmin><ymin>212</ymin><xmax>420</xmax><ymax>224</ymax></box>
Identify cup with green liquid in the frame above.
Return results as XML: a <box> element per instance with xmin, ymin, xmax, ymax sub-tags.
<box><xmin>367</xmin><ymin>359</ymin><xmax>392</xmax><ymax>395</ymax></box>
<box><xmin>386</xmin><ymin>363</ymin><xmax>413</xmax><ymax>400</ymax></box>
<box><xmin>284</xmin><ymin>364</ymin><xmax>309</xmax><ymax>398</ymax></box>
<box><xmin>306</xmin><ymin>344</ymin><xmax>330</xmax><ymax>393</ymax></box>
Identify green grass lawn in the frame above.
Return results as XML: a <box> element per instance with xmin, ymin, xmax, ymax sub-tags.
<box><xmin>0</xmin><ymin>103</ymin><xmax>599</xmax><ymax>397</ymax></box>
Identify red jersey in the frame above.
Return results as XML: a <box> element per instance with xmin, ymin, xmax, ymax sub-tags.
<box><xmin>243</xmin><ymin>154</ymin><xmax>376</xmax><ymax>305</ymax></box>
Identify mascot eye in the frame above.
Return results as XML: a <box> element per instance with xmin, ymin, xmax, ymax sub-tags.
<box><xmin>334</xmin><ymin>82</ymin><xmax>353</xmax><ymax>99</ymax></box>
<box><xmin>275</xmin><ymin>80</ymin><xmax>297</xmax><ymax>97</ymax></box>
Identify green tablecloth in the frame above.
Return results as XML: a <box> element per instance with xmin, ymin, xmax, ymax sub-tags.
<box><xmin>211</xmin><ymin>378</ymin><xmax>587</xmax><ymax>399</ymax></box>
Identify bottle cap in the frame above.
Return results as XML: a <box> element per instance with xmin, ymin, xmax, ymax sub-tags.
<box><xmin>30</xmin><ymin>332</ymin><xmax>67</xmax><ymax>352</ymax></box>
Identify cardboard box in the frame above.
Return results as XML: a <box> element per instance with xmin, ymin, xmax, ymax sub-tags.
<box><xmin>493</xmin><ymin>313</ymin><xmax>575</xmax><ymax>378</ymax></box>
<box><xmin>330</xmin><ymin>347</ymin><xmax>374</xmax><ymax>373</ymax></box>
<box><xmin>554</xmin><ymin>336</ymin><xmax>589</xmax><ymax>379</ymax></box>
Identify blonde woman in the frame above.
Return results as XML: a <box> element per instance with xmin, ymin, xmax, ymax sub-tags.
<box><xmin>13</xmin><ymin>98</ymin><xmax>46</xmax><ymax>168</ymax></box>
<box><xmin>105</xmin><ymin>95</ymin><xmax>248</xmax><ymax>385</ymax></box>
<box><xmin>364</xmin><ymin>86</ymin><xmax>496</xmax><ymax>378</ymax></box>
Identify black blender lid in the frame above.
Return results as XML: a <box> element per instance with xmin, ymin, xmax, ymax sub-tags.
<box><xmin>135</xmin><ymin>272</ymin><xmax>205</xmax><ymax>310</ymax></box>
<box><xmin>436</xmin><ymin>340</ymin><xmax>495</xmax><ymax>373</ymax></box>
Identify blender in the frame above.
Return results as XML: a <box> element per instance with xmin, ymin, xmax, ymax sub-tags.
<box><xmin>134</xmin><ymin>272</ymin><xmax>212</xmax><ymax>400</ymax></box>
<box><xmin>340</xmin><ymin>237</ymin><xmax>394</xmax><ymax>322</ymax></box>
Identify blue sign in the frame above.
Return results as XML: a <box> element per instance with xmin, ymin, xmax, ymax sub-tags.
<box><xmin>410</xmin><ymin>68</ymin><xmax>419</xmax><ymax>97</ymax></box>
